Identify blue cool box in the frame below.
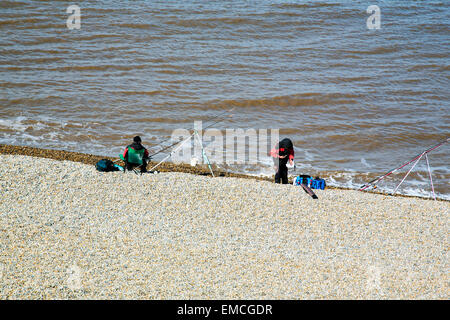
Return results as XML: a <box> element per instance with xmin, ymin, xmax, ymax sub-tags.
<box><xmin>294</xmin><ymin>176</ymin><xmax>326</xmax><ymax>190</ymax></box>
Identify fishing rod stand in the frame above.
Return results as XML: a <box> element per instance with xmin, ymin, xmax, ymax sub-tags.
<box><xmin>360</xmin><ymin>137</ymin><xmax>449</xmax><ymax>200</ymax></box>
<box><xmin>193</xmin><ymin>129</ymin><xmax>215</xmax><ymax>177</ymax></box>
<box><xmin>148</xmin><ymin>130</ymin><xmax>215</xmax><ymax>177</ymax></box>
<box><xmin>392</xmin><ymin>150</ymin><xmax>436</xmax><ymax>200</ymax></box>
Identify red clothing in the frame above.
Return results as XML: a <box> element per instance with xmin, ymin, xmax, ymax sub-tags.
<box><xmin>270</xmin><ymin>147</ymin><xmax>294</xmax><ymax>161</ymax></box>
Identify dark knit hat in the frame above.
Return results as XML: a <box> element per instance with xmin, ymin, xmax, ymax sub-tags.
<box><xmin>133</xmin><ymin>136</ymin><xmax>142</xmax><ymax>143</ymax></box>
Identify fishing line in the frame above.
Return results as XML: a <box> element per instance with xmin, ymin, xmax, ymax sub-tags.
<box><xmin>148</xmin><ymin>107</ymin><xmax>235</xmax><ymax>158</ymax></box>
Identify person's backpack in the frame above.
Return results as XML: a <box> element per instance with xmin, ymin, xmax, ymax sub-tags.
<box><xmin>277</xmin><ymin>138</ymin><xmax>293</xmax><ymax>156</ymax></box>
<box><xmin>279</xmin><ymin>138</ymin><xmax>293</xmax><ymax>150</ymax></box>
<box><xmin>95</xmin><ymin>159</ymin><xmax>118</xmax><ymax>172</ymax></box>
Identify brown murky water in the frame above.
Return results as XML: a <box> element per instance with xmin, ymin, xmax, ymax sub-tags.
<box><xmin>0</xmin><ymin>1</ymin><xmax>449</xmax><ymax>199</ymax></box>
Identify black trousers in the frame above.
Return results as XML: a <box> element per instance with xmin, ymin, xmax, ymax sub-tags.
<box><xmin>125</xmin><ymin>160</ymin><xmax>147</xmax><ymax>173</ymax></box>
<box><xmin>274</xmin><ymin>162</ymin><xmax>289</xmax><ymax>184</ymax></box>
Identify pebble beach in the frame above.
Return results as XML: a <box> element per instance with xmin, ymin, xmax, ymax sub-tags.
<box><xmin>0</xmin><ymin>151</ymin><xmax>448</xmax><ymax>300</ymax></box>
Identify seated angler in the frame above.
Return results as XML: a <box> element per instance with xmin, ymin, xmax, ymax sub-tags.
<box><xmin>121</xmin><ymin>136</ymin><xmax>150</xmax><ymax>173</ymax></box>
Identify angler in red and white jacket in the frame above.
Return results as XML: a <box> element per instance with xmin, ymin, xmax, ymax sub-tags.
<box><xmin>270</xmin><ymin>138</ymin><xmax>294</xmax><ymax>184</ymax></box>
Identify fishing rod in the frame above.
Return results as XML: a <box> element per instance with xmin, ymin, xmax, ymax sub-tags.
<box><xmin>203</xmin><ymin>107</ymin><xmax>235</xmax><ymax>131</ymax></box>
<box><xmin>148</xmin><ymin>107</ymin><xmax>235</xmax><ymax>172</ymax></box>
<box><xmin>148</xmin><ymin>139</ymin><xmax>184</xmax><ymax>158</ymax></box>
<box><xmin>148</xmin><ymin>107</ymin><xmax>235</xmax><ymax>158</ymax></box>
<box><xmin>359</xmin><ymin>137</ymin><xmax>449</xmax><ymax>191</ymax></box>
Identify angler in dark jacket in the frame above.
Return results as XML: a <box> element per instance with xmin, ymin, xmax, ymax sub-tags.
<box><xmin>270</xmin><ymin>138</ymin><xmax>294</xmax><ymax>184</ymax></box>
<box><xmin>122</xmin><ymin>136</ymin><xmax>150</xmax><ymax>173</ymax></box>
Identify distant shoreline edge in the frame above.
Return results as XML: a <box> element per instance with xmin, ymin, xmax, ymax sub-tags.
<box><xmin>1</xmin><ymin>143</ymin><xmax>446</xmax><ymax>202</ymax></box>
